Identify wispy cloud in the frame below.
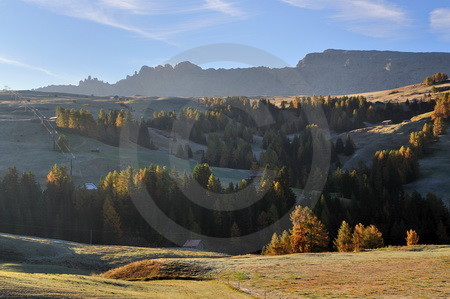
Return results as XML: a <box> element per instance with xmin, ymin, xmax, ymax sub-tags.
<box><xmin>430</xmin><ymin>8</ymin><xmax>450</xmax><ymax>41</ymax></box>
<box><xmin>281</xmin><ymin>0</ymin><xmax>327</xmax><ymax>10</ymax></box>
<box><xmin>22</xmin><ymin>0</ymin><xmax>246</xmax><ymax>42</ymax></box>
<box><xmin>0</xmin><ymin>55</ymin><xmax>57</xmax><ymax>76</ymax></box>
<box><xmin>203</xmin><ymin>0</ymin><xmax>245</xmax><ymax>17</ymax></box>
<box><xmin>280</xmin><ymin>0</ymin><xmax>410</xmax><ymax>38</ymax></box>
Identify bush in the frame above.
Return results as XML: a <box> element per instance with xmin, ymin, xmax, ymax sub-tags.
<box><xmin>406</xmin><ymin>229</ymin><xmax>420</xmax><ymax>246</ymax></box>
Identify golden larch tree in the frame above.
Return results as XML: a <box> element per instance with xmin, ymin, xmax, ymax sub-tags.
<box><xmin>290</xmin><ymin>206</ymin><xmax>329</xmax><ymax>253</ymax></box>
<box><xmin>334</xmin><ymin>221</ymin><xmax>353</xmax><ymax>252</ymax></box>
<box><xmin>406</xmin><ymin>229</ymin><xmax>420</xmax><ymax>246</ymax></box>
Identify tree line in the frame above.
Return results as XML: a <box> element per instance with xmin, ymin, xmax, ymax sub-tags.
<box><xmin>0</xmin><ymin>164</ymin><xmax>296</xmax><ymax>251</ymax></box>
<box><xmin>424</xmin><ymin>72</ymin><xmax>448</xmax><ymax>86</ymax></box>
<box><xmin>315</xmin><ymin>94</ymin><xmax>450</xmax><ymax>246</ymax></box>
<box><xmin>56</xmin><ymin>107</ymin><xmax>156</xmax><ymax>149</ymax></box>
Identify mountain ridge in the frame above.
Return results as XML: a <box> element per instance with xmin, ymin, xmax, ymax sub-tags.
<box><xmin>37</xmin><ymin>49</ymin><xmax>450</xmax><ymax>97</ymax></box>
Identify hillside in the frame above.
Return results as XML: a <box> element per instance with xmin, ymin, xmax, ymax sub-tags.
<box><xmin>37</xmin><ymin>50</ymin><xmax>450</xmax><ymax>97</ymax></box>
<box><xmin>338</xmin><ymin>112</ymin><xmax>431</xmax><ymax>171</ymax></box>
<box><xmin>0</xmin><ymin>91</ymin><xmax>250</xmax><ymax>186</ymax></box>
<box><xmin>0</xmin><ymin>233</ymin><xmax>449</xmax><ymax>298</ymax></box>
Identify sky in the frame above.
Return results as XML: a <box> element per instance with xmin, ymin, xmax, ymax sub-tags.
<box><xmin>0</xmin><ymin>0</ymin><xmax>449</xmax><ymax>90</ymax></box>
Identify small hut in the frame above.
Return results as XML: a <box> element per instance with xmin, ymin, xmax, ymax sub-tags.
<box><xmin>84</xmin><ymin>183</ymin><xmax>98</xmax><ymax>190</ymax></box>
<box><xmin>183</xmin><ymin>240</ymin><xmax>205</xmax><ymax>250</ymax></box>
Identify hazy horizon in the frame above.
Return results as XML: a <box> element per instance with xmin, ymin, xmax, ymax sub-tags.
<box><xmin>1</xmin><ymin>1</ymin><xmax>450</xmax><ymax>90</ymax></box>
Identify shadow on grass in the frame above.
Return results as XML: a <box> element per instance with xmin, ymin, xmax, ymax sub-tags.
<box><xmin>0</xmin><ymin>261</ymin><xmax>92</xmax><ymax>275</ymax></box>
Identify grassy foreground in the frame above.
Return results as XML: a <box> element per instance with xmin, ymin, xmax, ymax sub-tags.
<box><xmin>0</xmin><ymin>267</ymin><xmax>249</xmax><ymax>298</ymax></box>
<box><xmin>0</xmin><ymin>233</ymin><xmax>449</xmax><ymax>298</ymax></box>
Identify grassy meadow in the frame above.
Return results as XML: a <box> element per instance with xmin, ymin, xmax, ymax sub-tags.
<box><xmin>1</xmin><ymin>233</ymin><xmax>449</xmax><ymax>298</ymax></box>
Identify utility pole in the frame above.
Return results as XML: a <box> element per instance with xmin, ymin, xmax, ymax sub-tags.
<box><xmin>90</xmin><ymin>229</ymin><xmax>93</xmax><ymax>245</ymax></box>
<box><xmin>70</xmin><ymin>159</ymin><xmax>73</xmax><ymax>176</ymax></box>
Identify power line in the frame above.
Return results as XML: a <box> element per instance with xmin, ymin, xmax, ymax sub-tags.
<box><xmin>8</xmin><ymin>90</ymin><xmax>77</xmax><ymax>160</ymax></box>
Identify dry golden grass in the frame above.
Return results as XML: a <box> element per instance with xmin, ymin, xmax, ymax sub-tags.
<box><xmin>0</xmin><ymin>233</ymin><xmax>226</xmax><ymax>272</ymax></box>
<box><xmin>94</xmin><ymin>245</ymin><xmax>450</xmax><ymax>298</ymax></box>
<box><xmin>98</xmin><ymin>259</ymin><xmax>210</xmax><ymax>281</ymax></box>
<box><xmin>0</xmin><ymin>270</ymin><xmax>250</xmax><ymax>298</ymax></box>
<box><xmin>1</xmin><ymin>231</ymin><xmax>449</xmax><ymax>298</ymax></box>
<box><xmin>210</xmin><ymin>246</ymin><xmax>450</xmax><ymax>298</ymax></box>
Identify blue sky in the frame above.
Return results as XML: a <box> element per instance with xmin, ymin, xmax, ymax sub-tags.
<box><xmin>0</xmin><ymin>0</ymin><xmax>449</xmax><ymax>90</ymax></box>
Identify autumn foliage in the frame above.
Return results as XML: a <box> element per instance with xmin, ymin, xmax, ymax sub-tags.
<box><xmin>334</xmin><ymin>221</ymin><xmax>353</xmax><ymax>252</ymax></box>
<box><xmin>424</xmin><ymin>73</ymin><xmax>448</xmax><ymax>86</ymax></box>
<box><xmin>263</xmin><ymin>206</ymin><xmax>329</xmax><ymax>255</ymax></box>
<box><xmin>406</xmin><ymin>229</ymin><xmax>420</xmax><ymax>246</ymax></box>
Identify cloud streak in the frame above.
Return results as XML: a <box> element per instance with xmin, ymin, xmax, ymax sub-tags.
<box><xmin>203</xmin><ymin>0</ymin><xmax>245</xmax><ymax>17</ymax></box>
<box><xmin>0</xmin><ymin>55</ymin><xmax>57</xmax><ymax>76</ymax></box>
<box><xmin>430</xmin><ymin>8</ymin><xmax>450</xmax><ymax>41</ymax></box>
<box><xmin>280</xmin><ymin>0</ymin><xmax>410</xmax><ymax>38</ymax></box>
<box><xmin>22</xmin><ymin>0</ymin><xmax>246</xmax><ymax>42</ymax></box>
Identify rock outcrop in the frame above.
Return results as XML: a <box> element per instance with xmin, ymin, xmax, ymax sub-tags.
<box><xmin>37</xmin><ymin>49</ymin><xmax>450</xmax><ymax>96</ymax></box>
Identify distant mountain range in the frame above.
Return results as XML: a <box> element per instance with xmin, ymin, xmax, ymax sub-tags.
<box><xmin>37</xmin><ymin>49</ymin><xmax>450</xmax><ymax>97</ymax></box>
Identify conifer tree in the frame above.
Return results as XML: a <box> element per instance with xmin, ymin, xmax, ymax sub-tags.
<box><xmin>335</xmin><ymin>137</ymin><xmax>344</xmax><ymax>154</ymax></box>
<box><xmin>406</xmin><ymin>229</ymin><xmax>419</xmax><ymax>246</ymax></box>
<box><xmin>192</xmin><ymin>163</ymin><xmax>212</xmax><ymax>189</ymax></box>
<box><xmin>352</xmin><ymin>223</ymin><xmax>365</xmax><ymax>251</ymax></box>
<box><xmin>362</xmin><ymin>225</ymin><xmax>384</xmax><ymax>249</ymax></box>
<box><xmin>263</xmin><ymin>233</ymin><xmax>282</xmax><ymax>255</ymax></box>
<box><xmin>102</xmin><ymin>198</ymin><xmax>123</xmax><ymax>243</ymax></box>
<box><xmin>230</xmin><ymin>222</ymin><xmax>241</xmax><ymax>238</ymax></box>
<box><xmin>334</xmin><ymin>221</ymin><xmax>353</xmax><ymax>252</ymax></box>
<box><xmin>206</xmin><ymin>174</ymin><xmax>222</xmax><ymax>193</ymax></box>
<box><xmin>344</xmin><ymin>135</ymin><xmax>356</xmax><ymax>156</ymax></box>
<box><xmin>433</xmin><ymin>117</ymin><xmax>446</xmax><ymax>136</ymax></box>
<box><xmin>290</xmin><ymin>206</ymin><xmax>329</xmax><ymax>253</ymax></box>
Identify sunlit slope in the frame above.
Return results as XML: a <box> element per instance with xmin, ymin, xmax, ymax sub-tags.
<box><xmin>0</xmin><ymin>91</ymin><xmax>249</xmax><ymax>186</ymax></box>
<box><xmin>1</xmin><ymin>233</ymin><xmax>448</xmax><ymax>298</ymax></box>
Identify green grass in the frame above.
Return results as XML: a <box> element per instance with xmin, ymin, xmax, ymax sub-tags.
<box><xmin>67</xmin><ymin>133</ymin><xmax>250</xmax><ymax>186</ymax></box>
